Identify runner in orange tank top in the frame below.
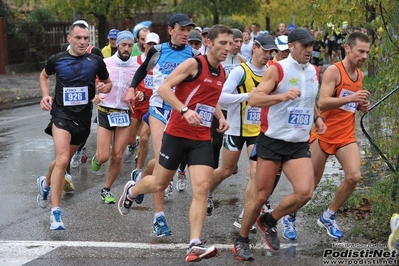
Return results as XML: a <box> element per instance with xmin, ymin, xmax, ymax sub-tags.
<box><xmin>309</xmin><ymin>32</ymin><xmax>371</xmax><ymax>239</ymax></box>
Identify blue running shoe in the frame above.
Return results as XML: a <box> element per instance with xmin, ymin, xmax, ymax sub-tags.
<box><xmin>130</xmin><ymin>169</ymin><xmax>144</xmax><ymax>204</ymax></box>
<box><xmin>282</xmin><ymin>215</ymin><xmax>297</xmax><ymax>240</ymax></box>
<box><xmin>317</xmin><ymin>213</ymin><xmax>343</xmax><ymax>239</ymax></box>
<box><xmin>153</xmin><ymin>215</ymin><xmax>172</xmax><ymax>237</ymax></box>
<box><xmin>37</xmin><ymin>175</ymin><xmax>50</xmax><ymax>208</ymax></box>
<box><xmin>50</xmin><ymin>208</ymin><xmax>65</xmax><ymax>230</ymax></box>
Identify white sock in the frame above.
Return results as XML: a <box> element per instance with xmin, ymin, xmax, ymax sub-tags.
<box><xmin>189</xmin><ymin>238</ymin><xmax>201</xmax><ymax>246</ymax></box>
<box><xmin>154</xmin><ymin>211</ymin><xmax>165</xmax><ymax>224</ymax></box>
<box><xmin>323</xmin><ymin>208</ymin><xmax>335</xmax><ymax>219</ymax></box>
<box><xmin>43</xmin><ymin>180</ymin><xmax>50</xmax><ymax>189</ymax></box>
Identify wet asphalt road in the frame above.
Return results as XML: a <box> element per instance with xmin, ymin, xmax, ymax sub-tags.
<box><xmin>0</xmin><ymin>104</ymin><xmax>392</xmax><ymax>266</ymax></box>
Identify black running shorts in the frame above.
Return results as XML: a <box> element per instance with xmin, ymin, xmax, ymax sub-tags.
<box><xmin>45</xmin><ymin>116</ymin><xmax>91</xmax><ymax>145</ymax></box>
<box><xmin>254</xmin><ymin>134</ymin><xmax>311</xmax><ymax>161</ymax></box>
<box><xmin>159</xmin><ymin>132</ymin><xmax>214</xmax><ymax>170</ymax></box>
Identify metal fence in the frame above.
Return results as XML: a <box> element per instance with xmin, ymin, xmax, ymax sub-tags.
<box><xmin>6</xmin><ymin>21</ymin><xmax>71</xmax><ymax>64</ymax></box>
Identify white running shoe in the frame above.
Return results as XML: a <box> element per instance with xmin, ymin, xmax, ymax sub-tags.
<box><xmin>388</xmin><ymin>213</ymin><xmax>399</xmax><ymax>251</ymax></box>
<box><xmin>164</xmin><ymin>181</ymin><xmax>173</xmax><ymax>197</ymax></box>
<box><xmin>176</xmin><ymin>171</ymin><xmax>187</xmax><ymax>191</ymax></box>
<box><xmin>70</xmin><ymin>150</ymin><xmax>82</xmax><ymax>168</ymax></box>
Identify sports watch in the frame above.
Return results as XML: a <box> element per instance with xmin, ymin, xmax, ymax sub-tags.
<box><xmin>181</xmin><ymin>106</ymin><xmax>189</xmax><ymax>115</ymax></box>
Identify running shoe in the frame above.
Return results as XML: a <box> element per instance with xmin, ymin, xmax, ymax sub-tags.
<box><xmin>164</xmin><ymin>180</ymin><xmax>173</xmax><ymax>197</ymax></box>
<box><xmin>153</xmin><ymin>215</ymin><xmax>173</xmax><ymax>237</ymax></box>
<box><xmin>80</xmin><ymin>145</ymin><xmax>88</xmax><ymax>164</ymax></box>
<box><xmin>282</xmin><ymin>215</ymin><xmax>297</xmax><ymax>240</ymax></box>
<box><xmin>70</xmin><ymin>150</ymin><xmax>82</xmax><ymax>168</ymax></box>
<box><xmin>176</xmin><ymin>171</ymin><xmax>187</xmax><ymax>191</ymax></box>
<box><xmin>91</xmin><ymin>155</ymin><xmax>101</xmax><ymax>171</ymax></box>
<box><xmin>317</xmin><ymin>213</ymin><xmax>343</xmax><ymax>239</ymax></box>
<box><xmin>233</xmin><ymin>216</ymin><xmax>257</xmax><ymax>234</ymax></box>
<box><xmin>118</xmin><ymin>181</ymin><xmax>136</xmax><ymax>216</ymax></box>
<box><xmin>130</xmin><ymin>168</ymin><xmax>144</xmax><ymax>204</ymax></box>
<box><xmin>124</xmin><ymin>140</ymin><xmax>139</xmax><ymax>156</ymax></box>
<box><xmin>50</xmin><ymin>208</ymin><xmax>65</xmax><ymax>230</ymax></box>
<box><xmin>186</xmin><ymin>241</ymin><xmax>218</xmax><ymax>262</ymax></box>
<box><xmin>206</xmin><ymin>197</ymin><xmax>214</xmax><ymax>216</ymax></box>
<box><xmin>63</xmin><ymin>173</ymin><xmax>75</xmax><ymax>192</ymax></box>
<box><xmin>388</xmin><ymin>213</ymin><xmax>399</xmax><ymax>251</ymax></box>
<box><xmin>261</xmin><ymin>200</ymin><xmax>273</xmax><ymax>214</ymax></box>
<box><xmin>101</xmin><ymin>189</ymin><xmax>116</xmax><ymax>204</ymax></box>
<box><xmin>232</xmin><ymin>237</ymin><xmax>253</xmax><ymax>261</ymax></box>
<box><xmin>37</xmin><ymin>175</ymin><xmax>50</xmax><ymax>208</ymax></box>
<box><xmin>206</xmin><ymin>197</ymin><xmax>215</xmax><ymax>216</ymax></box>
<box><xmin>256</xmin><ymin>212</ymin><xmax>280</xmax><ymax>250</ymax></box>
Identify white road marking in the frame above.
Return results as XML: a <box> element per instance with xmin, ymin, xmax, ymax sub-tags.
<box><xmin>0</xmin><ymin>240</ymin><xmax>297</xmax><ymax>265</ymax></box>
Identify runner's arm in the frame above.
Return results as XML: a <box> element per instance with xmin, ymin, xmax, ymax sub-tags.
<box><xmin>39</xmin><ymin>69</ymin><xmax>52</xmax><ymax>111</ymax></box>
<box><xmin>249</xmin><ymin>65</ymin><xmax>299</xmax><ymax>108</ymax></box>
<box><xmin>219</xmin><ymin>67</ymin><xmax>248</xmax><ymax>105</ymax></box>
<box><xmin>158</xmin><ymin>58</ymin><xmax>198</xmax><ymax>112</ymax></box>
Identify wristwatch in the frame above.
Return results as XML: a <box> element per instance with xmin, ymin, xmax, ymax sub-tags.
<box><xmin>181</xmin><ymin>106</ymin><xmax>189</xmax><ymax>115</ymax></box>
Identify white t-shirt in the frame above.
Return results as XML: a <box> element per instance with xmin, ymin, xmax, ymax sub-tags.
<box><xmin>240</xmin><ymin>40</ymin><xmax>253</xmax><ymax>59</ymax></box>
<box><xmin>250</xmin><ymin>32</ymin><xmax>260</xmax><ymax>41</ymax></box>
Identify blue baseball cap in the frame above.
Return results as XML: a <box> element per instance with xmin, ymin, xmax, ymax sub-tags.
<box><xmin>108</xmin><ymin>29</ymin><xmax>120</xmax><ymax>39</ymax></box>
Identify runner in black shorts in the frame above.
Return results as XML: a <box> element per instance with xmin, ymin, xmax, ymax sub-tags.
<box><xmin>118</xmin><ymin>24</ymin><xmax>232</xmax><ymax>263</ymax></box>
<box><xmin>37</xmin><ymin>20</ymin><xmax>111</xmax><ymax>230</ymax></box>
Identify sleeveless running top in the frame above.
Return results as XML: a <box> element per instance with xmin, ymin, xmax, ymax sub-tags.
<box><xmin>165</xmin><ymin>55</ymin><xmax>225</xmax><ymax>141</ymax></box>
<box><xmin>312</xmin><ymin>61</ymin><xmax>363</xmax><ymax>143</ymax></box>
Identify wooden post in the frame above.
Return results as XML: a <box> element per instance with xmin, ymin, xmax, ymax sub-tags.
<box><xmin>0</xmin><ymin>17</ymin><xmax>7</xmax><ymax>74</ymax></box>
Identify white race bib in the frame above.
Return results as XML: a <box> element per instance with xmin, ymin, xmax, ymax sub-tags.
<box><xmin>63</xmin><ymin>86</ymin><xmax>88</xmax><ymax>106</ymax></box>
<box><xmin>286</xmin><ymin>107</ymin><xmax>312</xmax><ymax>130</ymax></box>
<box><xmin>338</xmin><ymin>89</ymin><xmax>357</xmax><ymax>113</ymax></box>
<box><xmin>312</xmin><ymin>51</ymin><xmax>320</xmax><ymax>58</ymax></box>
<box><xmin>244</xmin><ymin>106</ymin><xmax>261</xmax><ymax>124</ymax></box>
<box><xmin>144</xmin><ymin>75</ymin><xmax>153</xmax><ymax>89</ymax></box>
<box><xmin>107</xmin><ymin>111</ymin><xmax>130</xmax><ymax>127</ymax></box>
<box><xmin>195</xmin><ymin>103</ymin><xmax>215</xmax><ymax>128</ymax></box>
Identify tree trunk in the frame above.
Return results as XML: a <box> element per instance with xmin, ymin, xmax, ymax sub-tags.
<box><xmin>97</xmin><ymin>14</ymin><xmax>107</xmax><ymax>49</ymax></box>
<box><xmin>366</xmin><ymin>3</ymin><xmax>376</xmax><ymax>76</ymax></box>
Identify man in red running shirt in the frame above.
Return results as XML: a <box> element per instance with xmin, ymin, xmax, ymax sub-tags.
<box><xmin>118</xmin><ymin>24</ymin><xmax>232</xmax><ymax>263</ymax></box>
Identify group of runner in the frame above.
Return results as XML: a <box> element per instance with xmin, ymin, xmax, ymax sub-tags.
<box><xmin>36</xmin><ymin>14</ymin><xmax>372</xmax><ymax>262</ymax></box>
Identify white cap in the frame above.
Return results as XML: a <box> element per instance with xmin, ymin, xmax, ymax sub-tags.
<box><xmin>195</xmin><ymin>26</ymin><xmax>202</xmax><ymax>32</ymax></box>
<box><xmin>275</xmin><ymin>35</ymin><xmax>288</xmax><ymax>51</ymax></box>
<box><xmin>145</xmin><ymin>32</ymin><xmax>160</xmax><ymax>44</ymax></box>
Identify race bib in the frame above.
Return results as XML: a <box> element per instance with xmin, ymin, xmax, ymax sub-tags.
<box><xmin>244</xmin><ymin>106</ymin><xmax>261</xmax><ymax>124</ymax></box>
<box><xmin>312</xmin><ymin>51</ymin><xmax>320</xmax><ymax>58</ymax></box>
<box><xmin>286</xmin><ymin>107</ymin><xmax>312</xmax><ymax>130</ymax></box>
<box><xmin>63</xmin><ymin>86</ymin><xmax>88</xmax><ymax>106</ymax></box>
<box><xmin>107</xmin><ymin>111</ymin><xmax>130</xmax><ymax>127</ymax></box>
<box><xmin>195</xmin><ymin>103</ymin><xmax>215</xmax><ymax>128</ymax></box>
<box><xmin>338</xmin><ymin>89</ymin><xmax>357</xmax><ymax>113</ymax></box>
<box><xmin>161</xmin><ymin>74</ymin><xmax>173</xmax><ymax>110</ymax></box>
<box><xmin>144</xmin><ymin>75</ymin><xmax>153</xmax><ymax>89</ymax></box>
